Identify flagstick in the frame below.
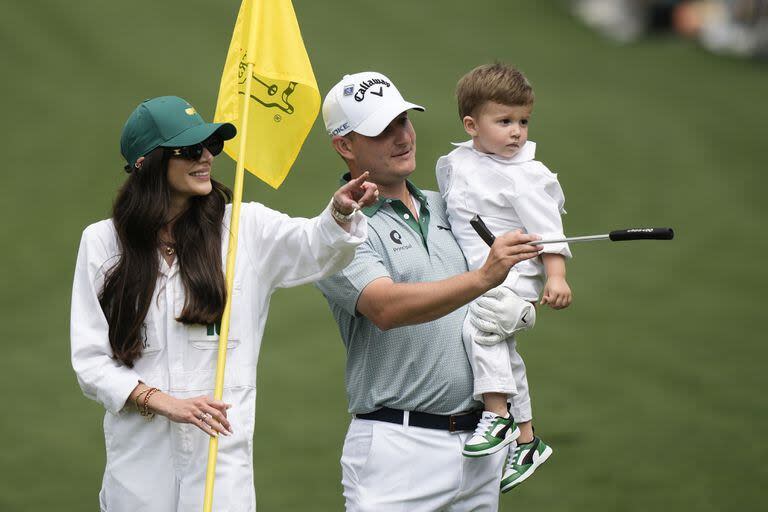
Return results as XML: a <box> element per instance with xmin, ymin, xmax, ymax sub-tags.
<box><xmin>203</xmin><ymin>18</ymin><xmax>257</xmax><ymax>512</ymax></box>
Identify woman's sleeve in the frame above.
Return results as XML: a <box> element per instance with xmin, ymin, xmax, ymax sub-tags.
<box><xmin>242</xmin><ymin>202</ymin><xmax>368</xmax><ymax>289</ymax></box>
<box><xmin>70</xmin><ymin>226</ymin><xmax>142</xmax><ymax>414</ymax></box>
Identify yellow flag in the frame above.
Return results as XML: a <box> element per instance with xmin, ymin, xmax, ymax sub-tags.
<box><xmin>214</xmin><ymin>0</ymin><xmax>320</xmax><ymax>189</ymax></box>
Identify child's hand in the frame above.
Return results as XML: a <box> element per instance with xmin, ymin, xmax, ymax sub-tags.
<box><xmin>540</xmin><ymin>276</ymin><xmax>572</xmax><ymax>310</ymax></box>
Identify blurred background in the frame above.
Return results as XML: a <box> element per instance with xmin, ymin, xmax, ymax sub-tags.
<box><xmin>1</xmin><ymin>0</ymin><xmax>766</xmax><ymax>510</ymax></box>
<box><xmin>573</xmin><ymin>0</ymin><xmax>768</xmax><ymax>57</ymax></box>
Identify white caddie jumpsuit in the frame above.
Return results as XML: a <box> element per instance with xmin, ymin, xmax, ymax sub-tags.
<box><xmin>70</xmin><ymin>202</ymin><xmax>367</xmax><ymax>512</ymax></box>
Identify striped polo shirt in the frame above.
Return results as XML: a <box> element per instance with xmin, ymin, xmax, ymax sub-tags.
<box><xmin>317</xmin><ymin>176</ymin><xmax>481</xmax><ymax>415</ymax></box>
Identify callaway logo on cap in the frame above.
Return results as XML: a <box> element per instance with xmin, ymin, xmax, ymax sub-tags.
<box><xmin>322</xmin><ymin>71</ymin><xmax>424</xmax><ymax>137</ymax></box>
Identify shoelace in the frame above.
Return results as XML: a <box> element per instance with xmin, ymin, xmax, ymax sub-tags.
<box><xmin>472</xmin><ymin>415</ymin><xmax>496</xmax><ymax>437</ymax></box>
<box><xmin>505</xmin><ymin>444</ymin><xmax>520</xmax><ymax>471</ymax></box>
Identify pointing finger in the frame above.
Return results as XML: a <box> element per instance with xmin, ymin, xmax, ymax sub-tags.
<box><xmin>349</xmin><ymin>171</ymin><xmax>370</xmax><ymax>186</ymax></box>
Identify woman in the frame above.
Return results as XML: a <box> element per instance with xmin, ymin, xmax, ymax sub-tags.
<box><xmin>70</xmin><ymin>96</ymin><xmax>376</xmax><ymax>511</ymax></box>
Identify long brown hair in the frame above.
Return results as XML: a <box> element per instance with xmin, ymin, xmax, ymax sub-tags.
<box><xmin>99</xmin><ymin>148</ymin><xmax>232</xmax><ymax>367</ymax></box>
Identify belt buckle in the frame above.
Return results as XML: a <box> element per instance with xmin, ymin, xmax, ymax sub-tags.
<box><xmin>449</xmin><ymin>414</ymin><xmax>457</xmax><ymax>433</ymax></box>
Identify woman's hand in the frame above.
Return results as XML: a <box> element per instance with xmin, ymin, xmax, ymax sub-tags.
<box><xmin>332</xmin><ymin>171</ymin><xmax>379</xmax><ymax>214</ymax></box>
<box><xmin>149</xmin><ymin>392</ymin><xmax>234</xmax><ymax>438</ymax></box>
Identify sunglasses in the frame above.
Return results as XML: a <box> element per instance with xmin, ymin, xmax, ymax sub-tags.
<box><xmin>168</xmin><ymin>134</ymin><xmax>225</xmax><ymax>160</ymax></box>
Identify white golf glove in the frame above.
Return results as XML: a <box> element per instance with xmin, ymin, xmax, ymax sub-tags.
<box><xmin>468</xmin><ymin>286</ymin><xmax>536</xmax><ymax>346</ymax></box>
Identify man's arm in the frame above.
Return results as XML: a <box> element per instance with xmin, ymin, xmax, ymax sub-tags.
<box><xmin>357</xmin><ymin>231</ymin><xmax>541</xmax><ymax>330</ymax></box>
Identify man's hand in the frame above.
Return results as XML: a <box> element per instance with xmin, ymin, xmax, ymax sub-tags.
<box><xmin>332</xmin><ymin>171</ymin><xmax>379</xmax><ymax>214</ymax></box>
<box><xmin>540</xmin><ymin>276</ymin><xmax>572</xmax><ymax>309</ymax></box>
<box><xmin>478</xmin><ymin>230</ymin><xmax>541</xmax><ymax>289</ymax></box>
<box><xmin>468</xmin><ymin>286</ymin><xmax>536</xmax><ymax>345</ymax></box>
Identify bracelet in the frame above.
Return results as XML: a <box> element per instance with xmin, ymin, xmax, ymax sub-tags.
<box><xmin>135</xmin><ymin>388</ymin><xmax>151</xmax><ymax>412</ymax></box>
<box><xmin>141</xmin><ymin>387</ymin><xmax>160</xmax><ymax>420</ymax></box>
<box><xmin>141</xmin><ymin>388</ymin><xmax>159</xmax><ymax>419</ymax></box>
<box><xmin>331</xmin><ymin>202</ymin><xmax>357</xmax><ymax>224</ymax></box>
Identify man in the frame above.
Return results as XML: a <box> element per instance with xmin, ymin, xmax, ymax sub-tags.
<box><xmin>316</xmin><ymin>71</ymin><xmax>541</xmax><ymax>511</ymax></box>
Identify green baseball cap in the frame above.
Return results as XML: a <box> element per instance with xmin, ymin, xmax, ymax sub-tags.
<box><xmin>120</xmin><ymin>96</ymin><xmax>236</xmax><ymax>167</ymax></box>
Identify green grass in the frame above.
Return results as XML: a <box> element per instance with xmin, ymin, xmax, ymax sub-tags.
<box><xmin>1</xmin><ymin>0</ymin><xmax>766</xmax><ymax>510</ymax></box>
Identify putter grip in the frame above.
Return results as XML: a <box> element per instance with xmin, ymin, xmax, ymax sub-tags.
<box><xmin>609</xmin><ymin>228</ymin><xmax>674</xmax><ymax>241</ymax></box>
<box><xmin>470</xmin><ymin>215</ymin><xmax>496</xmax><ymax>247</ymax></box>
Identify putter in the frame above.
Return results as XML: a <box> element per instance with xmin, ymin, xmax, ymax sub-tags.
<box><xmin>469</xmin><ymin>214</ymin><xmax>674</xmax><ymax>246</ymax></box>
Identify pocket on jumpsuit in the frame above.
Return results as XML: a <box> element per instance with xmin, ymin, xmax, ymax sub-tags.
<box><xmin>184</xmin><ymin>315</ymin><xmax>243</xmax><ymax>391</ymax></box>
<box><xmin>180</xmin><ymin>288</ymin><xmax>250</xmax><ymax>399</ymax></box>
<box><xmin>100</xmin><ymin>315</ymin><xmax>172</xmax><ymax>509</ymax></box>
<box><xmin>187</xmin><ymin>318</ymin><xmax>242</xmax><ymax>351</ymax></box>
<box><xmin>188</xmin><ymin>280</ymin><xmax>242</xmax><ymax>345</ymax></box>
<box><xmin>185</xmin><ymin>289</ymin><xmax>243</xmax><ymax>374</ymax></box>
<box><xmin>101</xmin><ymin>411</ymin><xmax>173</xmax><ymax>511</ymax></box>
<box><xmin>139</xmin><ymin>317</ymin><xmax>164</xmax><ymax>354</ymax></box>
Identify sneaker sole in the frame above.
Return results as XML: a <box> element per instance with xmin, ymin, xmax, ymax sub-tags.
<box><xmin>462</xmin><ymin>426</ymin><xmax>521</xmax><ymax>458</ymax></box>
<box><xmin>500</xmin><ymin>445</ymin><xmax>553</xmax><ymax>493</ymax></box>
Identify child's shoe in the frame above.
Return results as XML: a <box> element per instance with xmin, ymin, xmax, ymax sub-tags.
<box><xmin>500</xmin><ymin>436</ymin><xmax>553</xmax><ymax>492</ymax></box>
<box><xmin>462</xmin><ymin>411</ymin><xmax>520</xmax><ymax>457</ymax></box>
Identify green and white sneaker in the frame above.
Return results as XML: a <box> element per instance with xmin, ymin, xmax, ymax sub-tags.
<box><xmin>500</xmin><ymin>437</ymin><xmax>553</xmax><ymax>493</ymax></box>
<box><xmin>462</xmin><ymin>412</ymin><xmax>520</xmax><ymax>457</ymax></box>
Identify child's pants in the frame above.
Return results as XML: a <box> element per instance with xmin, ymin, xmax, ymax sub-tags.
<box><xmin>462</xmin><ymin>314</ymin><xmax>533</xmax><ymax>423</ymax></box>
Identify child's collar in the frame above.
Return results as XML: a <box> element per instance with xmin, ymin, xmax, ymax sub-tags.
<box><xmin>452</xmin><ymin>139</ymin><xmax>537</xmax><ymax>164</ymax></box>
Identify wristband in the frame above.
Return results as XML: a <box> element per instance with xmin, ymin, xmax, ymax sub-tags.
<box><xmin>331</xmin><ymin>201</ymin><xmax>356</xmax><ymax>223</ymax></box>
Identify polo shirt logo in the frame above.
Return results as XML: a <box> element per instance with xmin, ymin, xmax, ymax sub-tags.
<box><xmin>390</xmin><ymin>230</ymin><xmax>402</xmax><ymax>244</ymax></box>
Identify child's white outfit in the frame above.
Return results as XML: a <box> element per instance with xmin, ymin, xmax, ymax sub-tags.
<box><xmin>436</xmin><ymin>140</ymin><xmax>571</xmax><ymax>422</ymax></box>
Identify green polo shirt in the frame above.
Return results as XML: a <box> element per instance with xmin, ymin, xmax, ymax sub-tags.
<box><xmin>317</xmin><ymin>176</ymin><xmax>480</xmax><ymax>415</ymax></box>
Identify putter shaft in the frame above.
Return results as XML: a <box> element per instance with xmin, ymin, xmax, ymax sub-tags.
<box><xmin>534</xmin><ymin>234</ymin><xmax>609</xmax><ymax>245</ymax></box>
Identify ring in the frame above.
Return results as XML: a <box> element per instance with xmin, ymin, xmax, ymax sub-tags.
<box><xmin>198</xmin><ymin>412</ymin><xmax>212</xmax><ymax>421</ymax></box>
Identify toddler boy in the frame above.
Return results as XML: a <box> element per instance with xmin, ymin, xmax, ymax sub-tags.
<box><xmin>436</xmin><ymin>63</ymin><xmax>572</xmax><ymax>492</ymax></box>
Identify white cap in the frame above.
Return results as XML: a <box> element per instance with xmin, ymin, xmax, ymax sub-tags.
<box><xmin>322</xmin><ymin>71</ymin><xmax>424</xmax><ymax>137</ymax></box>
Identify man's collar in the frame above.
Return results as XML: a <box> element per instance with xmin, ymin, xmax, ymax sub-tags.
<box><xmin>361</xmin><ymin>196</ymin><xmax>385</xmax><ymax>217</ymax></box>
<box><xmin>340</xmin><ymin>172</ymin><xmax>428</xmax><ymax>218</ymax></box>
<box><xmin>405</xmin><ymin>180</ymin><xmax>427</xmax><ymax>204</ymax></box>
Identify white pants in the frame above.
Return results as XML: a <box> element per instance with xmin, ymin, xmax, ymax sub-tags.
<box><xmin>463</xmin><ymin>316</ymin><xmax>533</xmax><ymax>423</ymax></box>
<box><xmin>98</xmin><ymin>388</ymin><xmax>256</xmax><ymax>512</ymax></box>
<box><xmin>341</xmin><ymin>417</ymin><xmax>505</xmax><ymax>511</ymax></box>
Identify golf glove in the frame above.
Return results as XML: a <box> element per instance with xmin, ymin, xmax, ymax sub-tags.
<box><xmin>468</xmin><ymin>286</ymin><xmax>536</xmax><ymax>346</ymax></box>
